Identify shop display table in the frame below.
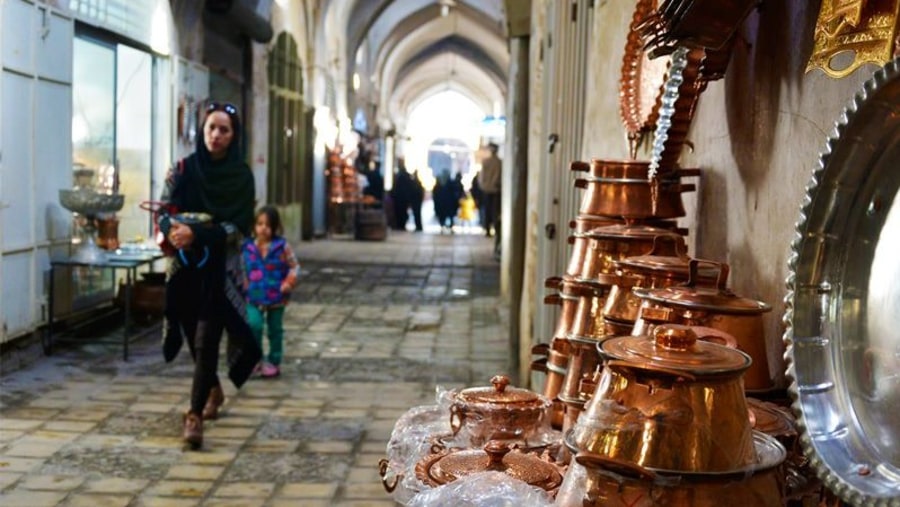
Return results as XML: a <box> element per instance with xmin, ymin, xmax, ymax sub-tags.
<box><xmin>44</xmin><ymin>250</ymin><xmax>164</xmax><ymax>361</ymax></box>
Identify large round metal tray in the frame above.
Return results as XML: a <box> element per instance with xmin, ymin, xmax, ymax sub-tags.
<box><xmin>784</xmin><ymin>58</ymin><xmax>900</xmax><ymax>506</ymax></box>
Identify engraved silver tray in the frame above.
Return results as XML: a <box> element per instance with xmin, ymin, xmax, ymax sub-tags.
<box><xmin>784</xmin><ymin>58</ymin><xmax>900</xmax><ymax>506</ymax></box>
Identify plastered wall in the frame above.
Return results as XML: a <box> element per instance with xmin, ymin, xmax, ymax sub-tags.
<box><xmin>579</xmin><ymin>0</ymin><xmax>877</xmax><ymax>386</ymax></box>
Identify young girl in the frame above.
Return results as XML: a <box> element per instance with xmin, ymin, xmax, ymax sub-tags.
<box><xmin>241</xmin><ymin>206</ymin><xmax>300</xmax><ymax>378</ymax></box>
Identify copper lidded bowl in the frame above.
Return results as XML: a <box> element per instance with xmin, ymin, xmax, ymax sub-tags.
<box><xmin>449</xmin><ymin>375</ymin><xmax>551</xmax><ymax>446</ymax></box>
<box><xmin>571</xmin><ymin>324</ymin><xmax>756</xmax><ymax>472</ymax></box>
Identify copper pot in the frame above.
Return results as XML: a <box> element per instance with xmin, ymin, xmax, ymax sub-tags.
<box><xmin>571</xmin><ymin>324</ymin><xmax>756</xmax><ymax>472</ymax></box>
<box><xmin>566</xmin><ymin>280</ymin><xmax>611</xmax><ymax>341</ymax></box>
<box><xmin>569</xmin><ymin>213</ymin><xmax>684</xmax><ymax>234</ymax></box>
<box><xmin>575</xmin><ymin>224</ymin><xmax>685</xmax><ymax>285</ymax></box>
<box><xmin>603</xmin><ymin>241</ymin><xmax>719</xmax><ymax>323</ymax></box>
<box><xmin>559</xmin><ymin>335</ymin><xmax>605</xmax><ymax>408</ymax></box>
<box><xmin>569</xmin><ymin>214</ymin><xmax>623</xmax><ymax>234</ymax></box>
<box><xmin>571</xmin><ymin>160</ymin><xmax>697</xmax><ymax>219</ymax></box>
<box><xmin>415</xmin><ymin>440</ymin><xmax>564</xmax><ymax>492</ymax></box>
<box><xmin>631</xmin><ymin>260</ymin><xmax>774</xmax><ymax>391</ymax></box>
<box><xmin>571</xmin><ymin>159</ymin><xmax>701</xmax><ymax>180</ymax></box>
<box><xmin>556</xmin><ymin>431</ymin><xmax>786</xmax><ymax>507</ymax></box>
<box><xmin>449</xmin><ymin>375</ymin><xmax>551</xmax><ymax>446</ymax></box>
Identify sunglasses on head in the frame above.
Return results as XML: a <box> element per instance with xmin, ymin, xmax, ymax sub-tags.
<box><xmin>206</xmin><ymin>102</ymin><xmax>238</xmax><ymax>116</ymax></box>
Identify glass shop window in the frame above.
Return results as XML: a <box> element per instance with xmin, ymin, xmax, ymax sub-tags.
<box><xmin>72</xmin><ymin>34</ymin><xmax>153</xmax><ymax>243</ymax></box>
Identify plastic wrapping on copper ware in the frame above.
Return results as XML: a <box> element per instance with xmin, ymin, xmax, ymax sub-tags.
<box><xmin>381</xmin><ymin>386</ymin><xmax>456</xmax><ymax>504</ymax></box>
<box><xmin>407</xmin><ymin>471</ymin><xmax>556</xmax><ymax>507</ymax></box>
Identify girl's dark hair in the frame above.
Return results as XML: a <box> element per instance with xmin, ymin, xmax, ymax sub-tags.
<box><xmin>255</xmin><ymin>205</ymin><xmax>283</xmax><ymax>236</ymax></box>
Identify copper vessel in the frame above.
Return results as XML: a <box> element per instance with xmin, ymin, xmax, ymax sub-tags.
<box><xmin>449</xmin><ymin>375</ymin><xmax>551</xmax><ymax>445</ymax></box>
<box><xmin>571</xmin><ymin>159</ymin><xmax>697</xmax><ymax>219</ymax></box>
<box><xmin>415</xmin><ymin>440</ymin><xmax>563</xmax><ymax>492</ymax></box>
<box><xmin>574</xmin><ymin>224</ymin><xmax>685</xmax><ymax>285</ymax></box>
<box><xmin>556</xmin><ymin>431</ymin><xmax>786</xmax><ymax>507</ymax></box>
<box><xmin>559</xmin><ymin>335</ymin><xmax>606</xmax><ymax>409</ymax></box>
<box><xmin>602</xmin><ymin>242</ymin><xmax>719</xmax><ymax>324</ymax></box>
<box><xmin>96</xmin><ymin>216</ymin><xmax>120</xmax><ymax>250</ymax></box>
<box><xmin>571</xmin><ymin>324</ymin><xmax>756</xmax><ymax>472</ymax></box>
<box><xmin>631</xmin><ymin>260</ymin><xmax>774</xmax><ymax>391</ymax></box>
<box><xmin>565</xmin><ymin>280</ymin><xmax>611</xmax><ymax>341</ymax></box>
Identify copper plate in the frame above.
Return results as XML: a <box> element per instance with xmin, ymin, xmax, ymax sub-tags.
<box><xmin>620</xmin><ymin>0</ymin><xmax>670</xmax><ymax>152</ymax></box>
<box><xmin>415</xmin><ymin>441</ymin><xmax>563</xmax><ymax>491</ymax></box>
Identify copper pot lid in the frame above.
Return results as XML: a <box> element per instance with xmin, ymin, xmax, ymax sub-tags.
<box><xmin>454</xmin><ymin>375</ymin><xmax>546</xmax><ymax>409</ymax></box>
<box><xmin>415</xmin><ymin>440</ymin><xmax>563</xmax><ymax>490</ymax></box>
<box><xmin>583</xmin><ymin>224</ymin><xmax>685</xmax><ymax>241</ymax></box>
<box><xmin>633</xmin><ymin>259</ymin><xmax>772</xmax><ymax>314</ymax></box>
<box><xmin>601</xmin><ymin>324</ymin><xmax>752</xmax><ymax>375</ymax></box>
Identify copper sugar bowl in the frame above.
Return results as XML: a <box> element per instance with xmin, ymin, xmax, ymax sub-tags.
<box><xmin>449</xmin><ymin>375</ymin><xmax>551</xmax><ymax>446</ymax></box>
<box><xmin>415</xmin><ymin>440</ymin><xmax>563</xmax><ymax>493</ymax></box>
<box><xmin>631</xmin><ymin>260</ymin><xmax>774</xmax><ymax>391</ymax></box>
<box><xmin>574</xmin><ymin>224</ymin><xmax>685</xmax><ymax>285</ymax></box>
<box><xmin>555</xmin><ymin>431</ymin><xmax>786</xmax><ymax>507</ymax></box>
<box><xmin>570</xmin><ymin>324</ymin><xmax>757</xmax><ymax>472</ymax></box>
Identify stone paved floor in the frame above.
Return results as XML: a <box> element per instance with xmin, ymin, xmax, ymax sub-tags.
<box><xmin>0</xmin><ymin>230</ymin><xmax>508</xmax><ymax>506</ymax></box>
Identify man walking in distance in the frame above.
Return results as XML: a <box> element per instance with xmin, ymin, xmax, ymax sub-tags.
<box><xmin>479</xmin><ymin>142</ymin><xmax>502</xmax><ymax>237</ymax></box>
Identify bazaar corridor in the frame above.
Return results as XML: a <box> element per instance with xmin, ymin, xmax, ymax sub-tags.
<box><xmin>0</xmin><ymin>232</ymin><xmax>505</xmax><ymax>507</ymax></box>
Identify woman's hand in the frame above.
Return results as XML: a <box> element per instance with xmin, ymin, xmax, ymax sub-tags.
<box><xmin>168</xmin><ymin>220</ymin><xmax>195</xmax><ymax>250</ymax></box>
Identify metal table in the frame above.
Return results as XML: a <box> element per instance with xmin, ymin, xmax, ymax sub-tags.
<box><xmin>44</xmin><ymin>251</ymin><xmax>164</xmax><ymax>361</ymax></box>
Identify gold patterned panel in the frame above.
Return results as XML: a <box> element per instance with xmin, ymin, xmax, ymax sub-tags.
<box><xmin>807</xmin><ymin>0</ymin><xmax>900</xmax><ymax>78</ymax></box>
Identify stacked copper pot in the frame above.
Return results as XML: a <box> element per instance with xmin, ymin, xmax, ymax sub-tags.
<box><xmin>555</xmin><ymin>324</ymin><xmax>787</xmax><ymax>506</ymax></box>
<box><xmin>534</xmin><ymin>159</ymin><xmax>700</xmax><ymax>432</ymax></box>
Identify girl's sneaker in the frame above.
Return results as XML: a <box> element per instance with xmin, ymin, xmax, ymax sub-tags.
<box><xmin>252</xmin><ymin>363</ymin><xmax>262</xmax><ymax>377</ymax></box>
<box><xmin>260</xmin><ymin>362</ymin><xmax>280</xmax><ymax>378</ymax></box>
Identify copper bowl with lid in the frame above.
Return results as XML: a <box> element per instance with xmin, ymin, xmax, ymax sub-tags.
<box><xmin>631</xmin><ymin>260</ymin><xmax>774</xmax><ymax>391</ymax></box>
<box><xmin>415</xmin><ymin>440</ymin><xmax>564</xmax><ymax>493</ymax></box>
<box><xmin>449</xmin><ymin>375</ymin><xmax>552</xmax><ymax>446</ymax></box>
<box><xmin>574</xmin><ymin>224</ymin><xmax>686</xmax><ymax>285</ymax></box>
<box><xmin>570</xmin><ymin>324</ymin><xmax>757</xmax><ymax>472</ymax></box>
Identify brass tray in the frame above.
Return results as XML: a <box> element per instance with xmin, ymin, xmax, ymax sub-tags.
<box><xmin>784</xmin><ymin>57</ymin><xmax>900</xmax><ymax>506</ymax></box>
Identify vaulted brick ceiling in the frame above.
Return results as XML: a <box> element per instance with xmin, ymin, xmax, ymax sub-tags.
<box><xmin>320</xmin><ymin>0</ymin><xmax>508</xmax><ymax>130</ymax></box>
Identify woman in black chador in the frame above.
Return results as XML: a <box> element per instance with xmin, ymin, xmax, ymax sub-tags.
<box><xmin>158</xmin><ymin>101</ymin><xmax>261</xmax><ymax>448</ymax></box>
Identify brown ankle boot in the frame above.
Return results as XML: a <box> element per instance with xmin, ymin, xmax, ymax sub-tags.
<box><xmin>183</xmin><ymin>411</ymin><xmax>203</xmax><ymax>448</ymax></box>
<box><xmin>202</xmin><ymin>385</ymin><xmax>225</xmax><ymax>420</ymax></box>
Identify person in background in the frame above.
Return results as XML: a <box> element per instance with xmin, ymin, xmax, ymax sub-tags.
<box><xmin>479</xmin><ymin>143</ymin><xmax>502</xmax><ymax>237</ymax></box>
<box><xmin>242</xmin><ymin>206</ymin><xmax>300</xmax><ymax>379</ymax></box>
<box><xmin>470</xmin><ymin>173</ymin><xmax>484</xmax><ymax>227</ymax></box>
<box><xmin>158</xmin><ymin>101</ymin><xmax>260</xmax><ymax>449</ymax></box>
<box><xmin>390</xmin><ymin>159</ymin><xmax>414</xmax><ymax>230</ymax></box>
<box><xmin>410</xmin><ymin>170</ymin><xmax>425</xmax><ymax>232</ymax></box>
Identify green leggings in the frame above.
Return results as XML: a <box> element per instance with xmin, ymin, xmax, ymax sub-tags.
<box><xmin>246</xmin><ymin>305</ymin><xmax>284</xmax><ymax>366</ymax></box>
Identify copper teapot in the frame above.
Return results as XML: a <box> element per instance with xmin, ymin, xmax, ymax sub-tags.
<box><xmin>570</xmin><ymin>324</ymin><xmax>757</xmax><ymax>472</ymax></box>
